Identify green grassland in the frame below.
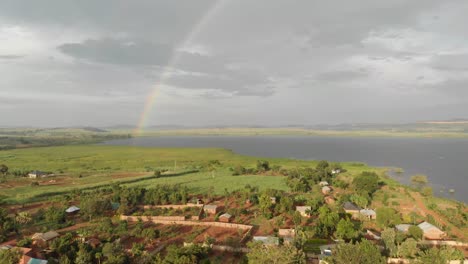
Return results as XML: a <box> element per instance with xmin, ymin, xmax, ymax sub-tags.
<box><xmin>0</xmin><ymin>145</ymin><xmax>376</xmax><ymax>204</ymax></box>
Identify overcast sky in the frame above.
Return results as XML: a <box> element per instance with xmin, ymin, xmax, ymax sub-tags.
<box><xmin>1</xmin><ymin>0</ymin><xmax>468</xmax><ymax>127</ymax></box>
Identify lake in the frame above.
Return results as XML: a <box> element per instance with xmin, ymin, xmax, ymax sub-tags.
<box><xmin>102</xmin><ymin>136</ymin><xmax>468</xmax><ymax>203</ymax></box>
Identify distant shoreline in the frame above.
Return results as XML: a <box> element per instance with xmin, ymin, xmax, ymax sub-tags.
<box><xmin>121</xmin><ymin>128</ymin><xmax>468</xmax><ymax>139</ymax></box>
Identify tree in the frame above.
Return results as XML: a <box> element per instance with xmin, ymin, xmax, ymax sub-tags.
<box><xmin>256</xmin><ymin>160</ymin><xmax>270</xmax><ymax>172</ymax></box>
<box><xmin>335</xmin><ymin>218</ymin><xmax>358</xmax><ymax>241</ymax></box>
<box><xmin>421</xmin><ymin>186</ymin><xmax>433</xmax><ymax>197</ymax></box>
<box><xmin>376</xmin><ymin>207</ymin><xmax>401</xmax><ymax>228</ymax></box>
<box><xmin>247</xmin><ymin>242</ymin><xmax>306</xmax><ymax>264</ymax></box>
<box><xmin>411</xmin><ymin>175</ymin><xmax>428</xmax><ymax>189</ymax></box>
<box><xmin>350</xmin><ymin>194</ymin><xmax>368</xmax><ymax>208</ymax></box>
<box><xmin>0</xmin><ymin>164</ymin><xmax>8</xmax><ymax>175</ymax></box>
<box><xmin>381</xmin><ymin>228</ymin><xmax>397</xmax><ymax>257</ymax></box>
<box><xmin>0</xmin><ymin>248</ymin><xmax>21</xmax><ymax>264</ymax></box>
<box><xmin>15</xmin><ymin>212</ymin><xmax>32</xmax><ymax>225</ymax></box>
<box><xmin>75</xmin><ymin>244</ymin><xmax>93</xmax><ymax>264</ymax></box>
<box><xmin>325</xmin><ymin>240</ymin><xmax>386</xmax><ymax>264</ymax></box>
<box><xmin>259</xmin><ymin>193</ymin><xmax>273</xmax><ymax>218</ymax></box>
<box><xmin>315</xmin><ymin>206</ymin><xmax>339</xmax><ymax>237</ymax></box>
<box><xmin>316</xmin><ymin>160</ymin><xmax>329</xmax><ymax>170</ymax></box>
<box><xmin>80</xmin><ymin>196</ymin><xmax>111</xmax><ymax>220</ymax></box>
<box><xmin>353</xmin><ymin>172</ymin><xmax>380</xmax><ymax>196</ymax></box>
<box><xmin>397</xmin><ymin>238</ymin><xmax>418</xmax><ymax>259</ymax></box>
<box><xmin>131</xmin><ymin>243</ymin><xmax>145</xmax><ymax>257</ymax></box>
<box><xmin>408</xmin><ymin>225</ymin><xmax>423</xmax><ymax>241</ymax></box>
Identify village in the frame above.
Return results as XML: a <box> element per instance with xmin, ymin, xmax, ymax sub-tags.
<box><xmin>1</xmin><ymin>159</ymin><xmax>467</xmax><ymax>264</ymax></box>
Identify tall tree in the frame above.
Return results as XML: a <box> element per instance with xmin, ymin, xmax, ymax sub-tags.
<box><xmin>335</xmin><ymin>218</ymin><xmax>358</xmax><ymax>241</ymax></box>
<box><xmin>325</xmin><ymin>240</ymin><xmax>386</xmax><ymax>264</ymax></box>
<box><xmin>247</xmin><ymin>242</ymin><xmax>306</xmax><ymax>264</ymax></box>
<box><xmin>75</xmin><ymin>244</ymin><xmax>93</xmax><ymax>264</ymax></box>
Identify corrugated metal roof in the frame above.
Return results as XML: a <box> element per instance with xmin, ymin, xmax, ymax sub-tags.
<box><xmin>418</xmin><ymin>221</ymin><xmax>441</xmax><ymax>232</ymax></box>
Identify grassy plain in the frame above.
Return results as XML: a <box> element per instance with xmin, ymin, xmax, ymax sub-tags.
<box><xmin>0</xmin><ymin>145</ymin><xmax>376</xmax><ymax>204</ymax></box>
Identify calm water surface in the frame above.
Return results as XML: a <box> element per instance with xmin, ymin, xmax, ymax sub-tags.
<box><xmin>102</xmin><ymin>136</ymin><xmax>468</xmax><ymax>203</ymax></box>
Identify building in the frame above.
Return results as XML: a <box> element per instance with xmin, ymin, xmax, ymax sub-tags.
<box><xmin>219</xmin><ymin>213</ymin><xmax>233</xmax><ymax>223</ymax></box>
<box><xmin>270</xmin><ymin>197</ymin><xmax>277</xmax><ymax>204</ymax></box>
<box><xmin>319</xmin><ymin>244</ymin><xmax>337</xmax><ymax>262</ymax></box>
<box><xmin>32</xmin><ymin>231</ymin><xmax>60</xmax><ymax>248</ymax></box>
<box><xmin>296</xmin><ymin>206</ymin><xmax>312</xmax><ymax>217</ymax></box>
<box><xmin>343</xmin><ymin>202</ymin><xmax>361</xmax><ymax>219</ymax></box>
<box><xmin>359</xmin><ymin>209</ymin><xmax>376</xmax><ymax>220</ymax></box>
<box><xmin>278</xmin><ymin>229</ymin><xmax>295</xmax><ymax>238</ymax></box>
<box><xmin>28</xmin><ymin>170</ymin><xmax>46</xmax><ymax>179</ymax></box>
<box><xmin>331</xmin><ymin>169</ymin><xmax>341</xmax><ymax>174</ymax></box>
<box><xmin>395</xmin><ymin>224</ymin><xmax>412</xmax><ymax>233</ymax></box>
<box><xmin>364</xmin><ymin>230</ymin><xmax>382</xmax><ymax>240</ymax></box>
<box><xmin>322</xmin><ymin>186</ymin><xmax>332</xmax><ymax>195</ymax></box>
<box><xmin>203</xmin><ymin>204</ymin><xmax>218</xmax><ymax>215</ymax></box>
<box><xmin>252</xmin><ymin>236</ymin><xmax>280</xmax><ymax>246</ymax></box>
<box><xmin>65</xmin><ymin>206</ymin><xmax>80</xmax><ymax>214</ymax></box>
<box><xmin>319</xmin><ymin>181</ymin><xmax>329</xmax><ymax>187</ymax></box>
<box><xmin>324</xmin><ymin>196</ymin><xmax>335</xmax><ymax>205</ymax></box>
<box><xmin>418</xmin><ymin>221</ymin><xmax>446</xmax><ymax>240</ymax></box>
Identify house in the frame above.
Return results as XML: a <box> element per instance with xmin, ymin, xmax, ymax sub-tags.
<box><xmin>219</xmin><ymin>213</ymin><xmax>233</xmax><ymax>223</ymax></box>
<box><xmin>324</xmin><ymin>196</ymin><xmax>335</xmax><ymax>205</ymax></box>
<box><xmin>252</xmin><ymin>236</ymin><xmax>280</xmax><ymax>246</ymax></box>
<box><xmin>331</xmin><ymin>169</ymin><xmax>341</xmax><ymax>175</ymax></box>
<box><xmin>270</xmin><ymin>197</ymin><xmax>277</xmax><ymax>204</ymax></box>
<box><xmin>322</xmin><ymin>186</ymin><xmax>332</xmax><ymax>195</ymax></box>
<box><xmin>28</xmin><ymin>170</ymin><xmax>46</xmax><ymax>179</ymax></box>
<box><xmin>203</xmin><ymin>204</ymin><xmax>218</xmax><ymax>215</ymax></box>
<box><xmin>418</xmin><ymin>221</ymin><xmax>446</xmax><ymax>240</ymax></box>
<box><xmin>364</xmin><ymin>230</ymin><xmax>381</xmax><ymax>240</ymax></box>
<box><xmin>85</xmin><ymin>238</ymin><xmax>102</xmax><ymax>248</ymax></box>
<box><xmin>395</xmin><ymin>224</ymin><xmax>412</xmax><ymax>233</ymax></box>
<box><xmin>32</xmin><ymin>231</ymin><xmax>60</xmax><ymax>247</ymax></box>
<box><xmin>359</xmin><ymin>209</ymin><xmax>376</xmax><ymax>220</ymax></box>
<box><xmin>278</xmin><ymin>229</ymin><xmax>295</xmax><ymax>238</ymax></box>
<box><xmin>65</xmin><ymin>206</ymin><xmax>80</xmax><ymax>214</ymax></box>
<box><xmin>319</xmin><ymin>244</ymin><xmax>337</xmax><ymax>262</ymax></box>
<box><xmin>296</xmin><ymin>206</ymin><xmax>311</xmax><ymax>217</ymax></box>
<box><xmin>343</xmin><ymin>202</ymin><xmax>361</xmax><ymax>219</ymax></box>
<box><xmin>319</xmin><ymin>181</ymin><xmax>329</xmax><ymax>186</ymax></box>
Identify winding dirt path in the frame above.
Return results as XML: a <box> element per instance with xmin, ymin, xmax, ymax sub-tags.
<box><xmin>409</xmin><ymin>192</ymin><xmax>465</xmax><ymax>240</ymax></box>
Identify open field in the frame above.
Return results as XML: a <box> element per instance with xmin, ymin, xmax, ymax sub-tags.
<box><xmin>0</xmin><ymin>145</ymin><xmax>377</xmax><ymax>204</ymax></box>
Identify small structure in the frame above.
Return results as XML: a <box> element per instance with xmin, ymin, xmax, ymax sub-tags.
<box><xmin>28</xmin><ymin>170</ymin><xmax>46</xmax><ymax>179</ymax></box>
<box><xmin>27</xmin><ymin>258</ymin><xmax>48</xmax><ymax>264</ymax></box>
<box><xmin>296</xmin><ymin>206</ymin><xmax>312</xmax><ymax>217</ymax></box>
<box><xmin>278</xmin><ymin>229</ymin><xmax>295</xmax><ymax>238</ymax></box>
<box><xmin>395</xmin><ymin>224</ymin><xmax>412</xmax><ymax>233</ymax></box>
<box><xmin>331</xmin><ymin>169</ymin><xmax>341</xmax><ymax>175</ymax></box>
<box><xmin>324</xmin><ymin>196</ymin><xmax>335</xmax><ymax>205</ymax></box>
<box><xmin>32</xmin><ymin>231</ymin><xmax>60</xmax><ymax>248</ymax></box>
<box><xmin>219</xmin><ymin>213</ymin><xmax>233</xmax><ymax>223</ymax></box>
<box><xmin>418</xmin><ymin>221</ymin><xmax>446</xmax><ymax>240</ymax></box>
<box><xmin>252</xmin><ymin>236</ymin><xmax>280</xmax><ymax>246</ymax></box>
<box><xmin>203</xmin><ymin>204</ymin><xmax>218</xmax><ymax>215</ymax></box>
<box><xmin>364</xmin><ymin>230</ymin><xmax>382</xmax><ymax>240</ymax></box>
<box><xmin>270</xmin><ymin>197</ymin><xmax>277</xmax><ymax>204</ymax></box>
<box><xmin>65</xmin><ymin>206</ymin><xmax>80</xmax><ymax>214</ymax></box>
<box><xmin>321</xmin><ymin>186</ymin><xmax>332</xmax><ymax>195</ymax></box>
<box><xmin>359</xmin><ymin>209</ymin><xmax>376</xmax><ymax>220</ymax></box>
<box><xmin>85</xmin><ymin>238</ymin><xmax>102</xmax><ymax>248</ymax></box>
<box><xmin>319</xmin><ymin>244</ymin><xmax>337</xmax><ymax>261</ymax></box>
<box><xmin>319</xmin><ymin>181</ymin><xmax>329</xmax><ymax>187</ymax></box>
<box><xmin>343</xmin><ymin>202</ymin><xmax>361</xmax><ymax>219</ymax></box>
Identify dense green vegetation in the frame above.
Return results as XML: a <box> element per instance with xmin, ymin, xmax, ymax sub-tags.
<box><xmin>0</xmin><ymin>127</ymin><xmax>130</xmax><ymax>150</ymax></box>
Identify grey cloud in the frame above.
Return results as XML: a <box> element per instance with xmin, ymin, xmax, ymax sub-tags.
<box><xmin>58</xmin><ymin>38</ymin><xmax>173</xmax><ymax>66</ymax></box>
<box><xmin>314</xmin><ymin>70</ymin><xmax>369</xmax><ymax>82</ymax></box>
<box><xmin>0</xmin><ymin>54</ymin><xmax>24</xmax><ymax>59</ymax></box>
<box><xmin>432</xmin><ymin>53</ymin><xmax>468</xmax><ymax>71</ymax></box>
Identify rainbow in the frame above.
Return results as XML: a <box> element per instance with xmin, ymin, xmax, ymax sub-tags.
<box><xmin>133</xmin><ymin>0</ymin><xmax>229</xmax><ymax>136</ymax></box>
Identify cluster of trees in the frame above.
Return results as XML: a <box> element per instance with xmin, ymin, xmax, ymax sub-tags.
<box><xmin>0</xmin><ymin>208</ymin><xmax>17</xmax><ymax>242</ymax></box>
<box><xmin>285</xmin><ymin>161</ymin><xmax>344</xmax><ymax>192</ymax></box>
